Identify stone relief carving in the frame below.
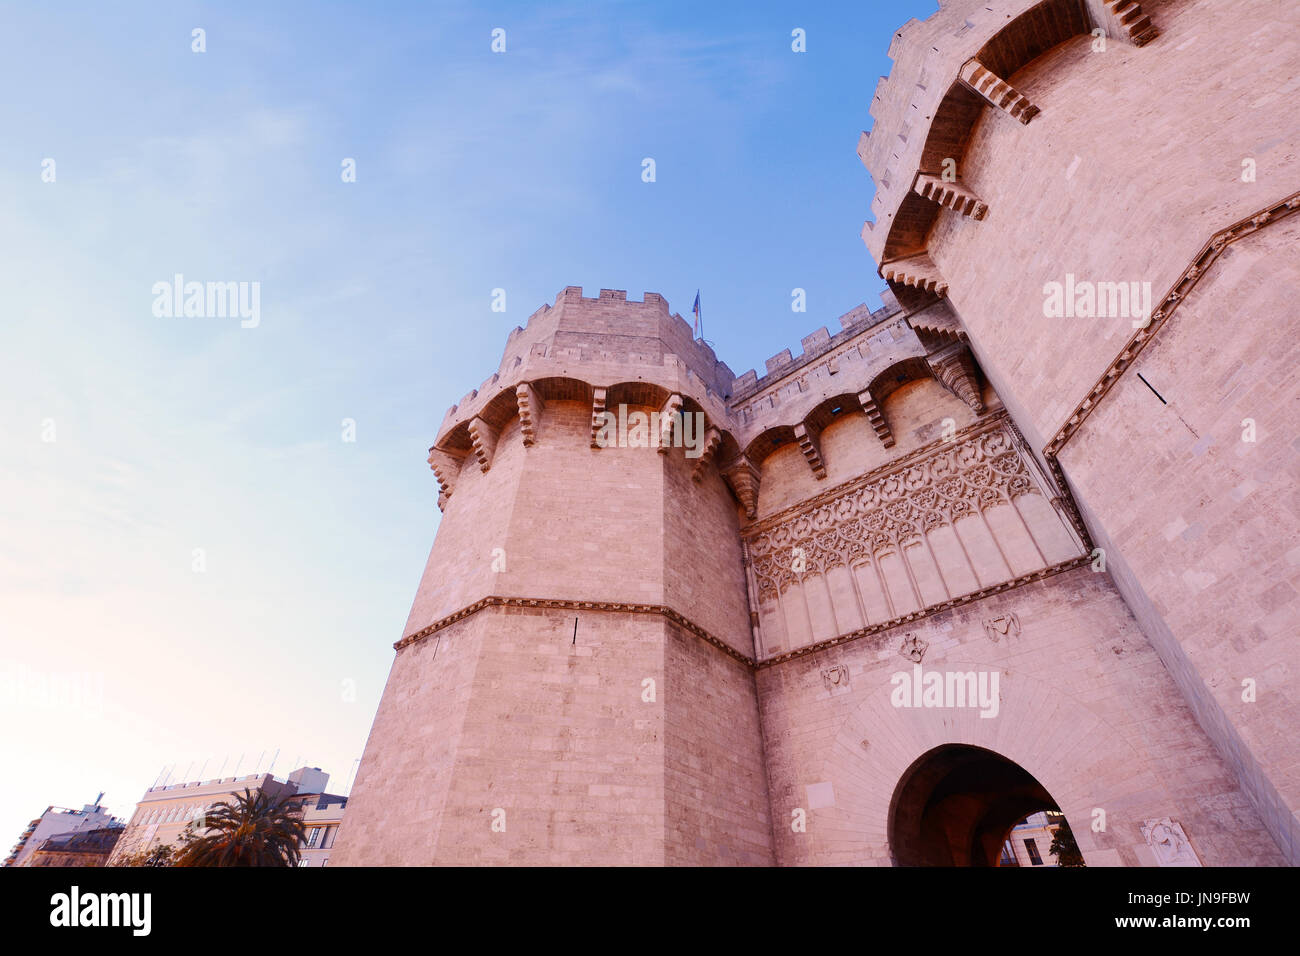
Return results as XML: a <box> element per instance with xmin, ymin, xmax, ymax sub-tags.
<box><xmin>744</xmin><ymin>424</ymin><xmax>1039</xmax><ymax>596</ymax></box>
<box><xmin>1141</xmin><ymin>818</ymin><xmax>1201</xmax><ymax>867</ymax></box>
<box><xmin>900</xmin><ymin>633</ymin><xmax>927</xmax><ymax>663</ymax></box>
<box><xmin>983</xmin><ymin>613</ymin><xmax>1021</xmax><ymax>643</ymax></box>
<box><xmin>821</xmin><ymin>664</ymin><xmax>850</xmax><ymax>691</ymax></box>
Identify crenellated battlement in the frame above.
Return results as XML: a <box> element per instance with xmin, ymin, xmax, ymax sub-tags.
<box><xmin>728</xmin><ymin>293</ymin><xmax>900</xmax><ymax>401</ymax></box>
<box><xmin>427</xmin><ymin>286</ymin><xmax>995</xmax><ymax>527</ymax></box>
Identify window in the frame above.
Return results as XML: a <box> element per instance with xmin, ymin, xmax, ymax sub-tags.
<box><xmin>305</xmin><ymin>827</ymin><xmax>321</xmax><ymax>848</ymax></box>
<box><xmin>1024</xmin><ymin>838</ymin><xmax>1043</xmax><ymax>866</ymax></box>
<box><xmin>321</xmin><ymin>826</ymin><xmax>336</xmax><ymax>849</ymax></box>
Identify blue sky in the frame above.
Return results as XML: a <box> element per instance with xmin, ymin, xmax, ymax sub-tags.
<box><xmin>0</xmin><ymin>0</ymin><xmax>938</xmax><ymax>845</ymax></box>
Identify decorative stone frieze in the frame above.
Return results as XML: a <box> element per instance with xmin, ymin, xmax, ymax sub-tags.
<box><xmin>745</xmin><ymin>423</ymin><xmax>1037</xmax><ymax>596</ymax></box>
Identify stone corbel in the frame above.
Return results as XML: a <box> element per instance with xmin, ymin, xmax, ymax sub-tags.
<box><xmin>427</xmin><ymin>446</ymin><xmax>466</xmax><ymax>512</ymax></box>
<box><xmin>913</xmin><ymin>172</ymin><xmax>988</xmax><ymax>220</ymax></box>
<box><xmin>516</xmin><ymin>382</ymin><xmax>544</xmax><ymax>447</ymax></box>
<box><xmin>793</xmin><ymin>422</ymin><xmax>827</xmax><ymax>480</ymax></box>
<box><xmin>468</xmin><ymin>416</ymin><xmax>499</xmax><ymax>472</ymax></box>
<box><xmin>881</xmin><ymin>251</ymin><xmax>949</xmax><ymax>296</ymax></box>
<box><xmin>722</xmin><ymin>457</ymin><xmax>762</xmax><ymax>520</ymax></box>
<box><xmin>926</xmin><ymin>343</ymin><xmax>984</xmax><ymax>413</ymax></box>
<box><xmin>1090</xmin><ymin>0</ymin><xmax>1158</xmax><ymax>47</ymax></box>
<box><xmin>909</xmin><ymin>309</ymin><xmax>967</xmax><ymax>351</ymax></box>
<box><xmin>857</xmin><ymin>389</ymin><xmax>895</xmax><ymax>448</ymax></box>
<box><xmin>590</xmin><ymin>387</ymin><xmax>608</xmax><ymax>448</ymax></box>
<box><xmin>691</xmin><ymin>428</ymin><xmax>722</xmax><ymax>483</ymax></box>
<box><xmin>658</xmin><ymin>393</ymin><xmax>684</xmax><ymax>454</ymax></box>
<box><xmin>958</xmin><ymin>58</ymin><xmax>1040</xmax><ymax>125</ymax></box>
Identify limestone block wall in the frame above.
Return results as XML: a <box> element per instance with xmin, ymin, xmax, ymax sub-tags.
<box><xmin>757</xmin><ymin>566</ymin><xmax>1286</xmax><ymax>867</ymax></box>
<box><xmin>661</xmin><ymin>429</ymin><xmax>753</xmax><ymax>658</ymax></box>
<box><xmin>664</xmin><ymin>622</ymin><xmax>774</xmax><ymax>865</ymax></box>
<box><xmin>403</xmin><ymin>413</ymin><xmax>533</xmax><ymax>634</ymax></box>
<box><xmin>410</xmin><ymin>399</ymin><xmax>755</xmax><ymax>656</ymax></box>
<box><xmin>337</xmin><ymin>603</ymin><xmax>773</xmax><ymax>865</ymax></box>
<box><xmin>425</xmin><ymin>607</ymin><xmax>669</xmax><ymax>865</ymax></box>
<box><xmin>927</xmin><ymin>0</ymin><xmax>1300</xmax><ymax>450</ymax></box>
<box><xmin>1058</xmin><ymin>213</ymin><xmax>1300</xmax><ymax>863</ymax></box>
<box><xmin>859</xmin><ymin>0</ymin><xmax>1300</xmax><ymax>862</ymax></box>
<box><xmin>339</xmin><ymin>296</ymin><xmax>772</xmax><ymax>864</ymax></box>
<box><xmin>330</xmin><ymin>610</ymin><xmax>486</xmax><ymax>865</ymax></box>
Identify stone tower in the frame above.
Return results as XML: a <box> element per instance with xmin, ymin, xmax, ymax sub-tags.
<box><xmin>334</xmin><ymin>0</ymin><xmax>1298</xmax><ymax>866</ymax></box>
<box><xmin>857</xmin><ymin>0</ymin><xmax>1300</xmax><ymax>864</ymax></box>
<box><xmin>333</xmin><ymin>289</ymin><xmax>774</xmax><ymax>865</ymax></box>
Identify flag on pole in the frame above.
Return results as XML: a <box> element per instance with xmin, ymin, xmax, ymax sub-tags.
<box><xmin>692</xmin><ymin>290</ymin><xmax>702</xmax><ymax>340</ymax></box>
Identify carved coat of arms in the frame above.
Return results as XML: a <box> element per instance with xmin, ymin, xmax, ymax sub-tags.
<box><xmin>983</xmin><ymin>613</ymin><xmax>1021</xmax><ymax>643</ymax></box>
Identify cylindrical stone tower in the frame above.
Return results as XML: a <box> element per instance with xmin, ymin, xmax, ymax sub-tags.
<box><xmin>858</xmin><ymin>0</ymin><xmax>1300</xmax><ymax>862</ymax></box>
<box><xmin>332</xmin><ymin>288</ymin><xmax>774</xmax><ymax>865</ymax></box>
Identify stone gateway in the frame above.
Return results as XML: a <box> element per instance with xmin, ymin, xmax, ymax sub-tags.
<box><xmin>333</xmin><ymin>0</ymin><xmax>1300</xmax><ymax>866</ymax></box>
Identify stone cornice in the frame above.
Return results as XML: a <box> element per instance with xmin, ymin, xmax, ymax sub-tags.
<box><xmin>394</xmin><ymin>596</ymin><xmax>758</xmax><ymax>667</ymax></box>
<box><xmin>393</xmin><ymin>553</ymin><xmax>1089</xmax><ymax>672</ymax></box>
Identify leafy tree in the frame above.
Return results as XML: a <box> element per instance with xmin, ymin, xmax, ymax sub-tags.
<box><xmin>1049</xmin><ymin>816</ymin><xmax>1086</xmax><ymax>867</ymax></box>
<box><xmin>111</xmin><ymin>842</ymin><xmax>176</xmax><ymax>867</ymax></box>
<box><xmin>173</xmin><ymin>788</ymin><xmax>306</xmax><ymax>867</ymax></box>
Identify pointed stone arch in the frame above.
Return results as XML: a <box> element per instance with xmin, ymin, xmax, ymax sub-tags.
<box><xmin>797</xmin><ymin>663</ymin><xmax>1166</xmax><ymax>866</ymax></box>
<box><xmin>888</xmin><ymin>743</ymin><xmax>1067</xmax><ymax>866</ymax></box>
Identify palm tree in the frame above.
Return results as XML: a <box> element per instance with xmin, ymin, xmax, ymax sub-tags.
<box><xmin>174</xmin><ymin>788</ymin><xmax>306</xmax><ymax>867</ymax></box>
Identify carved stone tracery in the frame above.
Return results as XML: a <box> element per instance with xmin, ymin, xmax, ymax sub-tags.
<box><xmin>744</xmin><ymin>424</ymin><xmax>1038</xmax><ymax>596</ymax></box>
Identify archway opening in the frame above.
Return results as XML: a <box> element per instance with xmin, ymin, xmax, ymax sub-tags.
<box><xmin>888</xmin><ymin>744</ymin><xmax>1078</xmax><ymax>867</ymax></box>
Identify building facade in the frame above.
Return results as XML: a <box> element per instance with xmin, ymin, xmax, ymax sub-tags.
<box><xmin>333</xmin><ymin>0</ymin><xmax>1299</xmax><ymax>866</ymax></box>
<box><xmin>297</xmin><ymin>794</ymin><xmax>347</xmax><ymax>867</ymax></box>
<box><xmin>24</xmin><ymin>827</ymin><xmax>124</xmax><ymax>868</ymax></box>
<box><xmin>1001</xmin><ymin>811</ymin><xmax>1068</xmax><ymax>867</ymax></box>
<box><xmin>107</xmin><ymin>766</ymin><xmax>335</xmax><ymax>865</ymax></box>
<box><xmin>4</xmin><ymin>798</ymin><xmax>121</xmax><ymax>868</ymax></box>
